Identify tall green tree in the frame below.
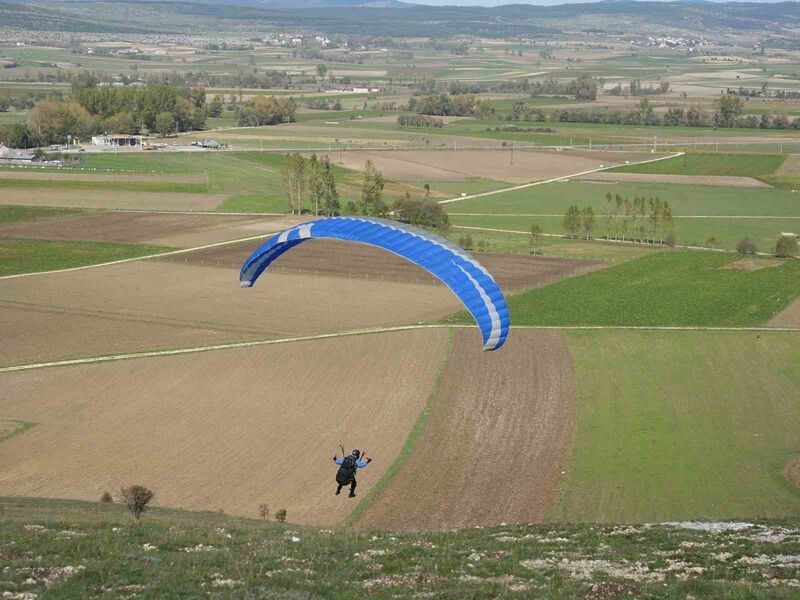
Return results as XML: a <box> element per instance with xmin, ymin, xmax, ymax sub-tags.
<box><xmin>282</xmin><ymin>152</ymin><xmax>306</xmax><ymax>215</ymax></box>
<box><xmin>361</xmin><ymin>160</ymin><xmax>385</xmax><ymax>216</ymax></box>
<box><xmin>530</xmin><ymin>224</ymin><xmax>543</xmax><ymax>255</ymax></box>
<box><xmin>321</xmin><ymin>157</ymin><xmax>340</xmax><ymax>216</ymax></box>
<box><xmin>581</xmin><ymin>206</ymin><xmax>595</xmax><ymax>240</ymax></box>
<box><xmin>307</xmin><ymin>153</ymin><xmax>324</xmax><ymax>216</ymax></box>
<box><xmin>563</xmin><ymin>205</ymin><xmax>581</xmax><ymax>239</ymax></box>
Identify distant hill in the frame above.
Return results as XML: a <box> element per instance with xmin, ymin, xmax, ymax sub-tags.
<box><xmin>3</xmin><ymin>0</ymin><xmax>800</xmax><ymax>39</ymax></box>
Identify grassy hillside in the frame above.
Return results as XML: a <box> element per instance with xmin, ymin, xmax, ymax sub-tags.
<box><xmin>481</xmin><ymin>252</ymin><xmax>800</xmax><ymax>327</ymax></box>
<box><xmin>552</xmin><ymin>330</ymin><xmax>800</xmax><ymax>523</ymax></box>
<box><xmin>0</xmin><ymin>239</ymin><xmax>172</xmax><ymax>276</ymax></box>
<box><xmin>2</xmin><ymin>497</ymin><xmax>799</xmax><ymax>598</ymax></box>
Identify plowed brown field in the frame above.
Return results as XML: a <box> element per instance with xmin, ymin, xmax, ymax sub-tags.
<box><xmin>355</xmin><ymin>328</ymin><xmax>576</xmax><ymax>531</ymax></box>
<box><xmin>317</xmin><ymin>149</ymin><xmax>661</xmax><ymax>184</ymax></box>
<box><xmin>0</xmin><ymin>212</ymin><xmax>306</xmax><ymax>248</ymax></box>
<box><xmin>0</xmin><ymin>261</ymin><xmax>461</xmax><ymax>367</ymax></box>
<box><xmin>0</xmin><ymin>328</ymin><xmax>450</xmax><ymax>524</ymax></box>
<box><xmin>0</xmin><ymin>189</ymin><xmax>226</xmax><ymax>211</ymax></box>
<box><xmin>173</xmin><ymin>238</ymin><xmax>604</xmax><ymax>291</ymax></box>
<box><xmin>769</xmin><ymin>298</ymin><xmax>800</xmax><ymax>328</ymax></box>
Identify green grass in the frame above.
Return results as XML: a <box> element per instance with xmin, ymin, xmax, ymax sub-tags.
<box><xmin>458</xmin><ymin>251</ymin><xmax>800</xmax><ymax>327</ymax></box>
<box><xmin>446</xmin><ymin>227</ymin><xmax>657</xmax><ymax>263</ymax></box>
<box><xmin>446</xmin><ymin>179</ymin><xmax>800</xmax><ymax>251</ymax></box>
<box><xmin>0</xmin><ymin>420</ymin><xmax>36</xmax><ymax>444</ymax></box>
<box><xmin>609</xmin><ymin>152</ymin><xmax>786</xmax><ymax>179</ymax></box>
<box><xmin>0</xmin><ymin>178</ymin><xmax>207</xmax><ymax>194</ymax></box>
<box><xmin>215</xmin><ymin>193</ymin><xmax>289</xmax><ymax>213</ymax></box>
<box><xmin>2</xmin><ymin>496</ymin><xmax>799</xmax><ymax>598</ymax></box>
<box><xmin>0</xmin><ymin>239</ymin><xmax>172</xmax><ymax>276</ymax></box>
<box><xmin>347</xmin><ymin>329</ymin><xmax>455</xmax><ymax>526</ymax></box>
<box><xmin>552</xmin><ymin>330</ymin><xmax>800</xmax><ymax>522</ymax></box>
<box><xmin>0</xmin><ymin>205</ymin><xmax>81</xmax><ymax>224</ymax></box>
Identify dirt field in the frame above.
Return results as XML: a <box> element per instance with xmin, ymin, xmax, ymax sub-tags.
<box><xmin>0</xmin><ymin>189</ymin><xmax>226</xmax><ymax>211</ymax></box>
<box><xmin>578</xmin><ymin>172</ymin><xmax>772</xmax><ymax>188</ymax></box>
<box><xmin>0</xmin><ymin>171</ymin><xmax>206</xmax><ymax>184</ymax></box>
<box><xmin>776</xmin><ymin>154</ymin><xmax>800</xmax><ymax>175</ymax></box>
<box><xmin>355</xmin><ymin>328</ymin><xmax>576</xmax><ymax>531</ymax></box>
<box><xmin>0</xmin><ymin>261</ymin><xmax>461</xmax><ymax>367</ymax></box>
<box><xmin>769</xmin><ymin>298</ymin><xmax>800</xmax><ymax>328</ymax></box>
<box><xmin>0</xmin><ymin>328</ymin><xmax>450</xmax><ymax>524</ymax></box>
<box><xmin>787</xmin><ymin>458</ymin><xmax>800</xmax><ymax>487</ymax></box>
<box><xmin>170</xmin><ymin>238</ymin><xmax>605</xmax><ymax>291</ymax></box>
<box><xmin>0</xmin><ymin>212</ymin><xmax>306</xmax><ymax>248</ymax></box>
<box><xmin>317</xmin><ymin>149</ymin><xmax>659</xmax><ymax>184</ymax></box>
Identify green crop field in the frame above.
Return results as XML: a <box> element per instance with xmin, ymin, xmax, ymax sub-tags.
<box><xmin>0</xmin><ymin>205</ymin><xmax>81</xmax><ymax>223</ymax></box>
<box><xmin>553</xmin><ymin>330</ymin><xmax>800</xmax><ymax>523</ymax></box>
<box><xmin>456</xmin><ymin>252</ymin><xmax>800</xmax><ymax>327</ymax></box>
<box><xmin>446</xmin><ymin>180</ymin><xmax>800</xmax><ymax>250</ymax></box>
<box><xmin>2</xmin><ymin>496</ymin><xmax>799</xmax><ymax>599</ymax></box>
<box><xmin>0</xmin><ymin>178</ymin><xmax>207</xmax><ymax>194</ymax></box>
<box><xmin>609</xmin><ymin>153</ymin><xmax>786</xmax><ymax>179</ymax></box>
<box><xmin>0</xmin><ymin>239</ymin><xmax>171</xmax><ymax>276</ymax></box>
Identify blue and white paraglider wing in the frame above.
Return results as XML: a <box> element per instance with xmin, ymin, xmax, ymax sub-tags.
<box><xmin>239</xmin><ymin>217</ymin><xmax>509</xmax><ymax>350</ymax></box>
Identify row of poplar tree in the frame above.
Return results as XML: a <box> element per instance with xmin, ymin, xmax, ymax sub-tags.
<box><xmin>563</xmin><ymin>193</ymin><xmax>675</xmax><ymax>245</ymax></box>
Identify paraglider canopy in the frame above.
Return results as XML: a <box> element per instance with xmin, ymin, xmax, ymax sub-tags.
<box><xmin>239</xmin><ymin>217</ymin><xmax>509</xmax><ymax>350</ymax></box>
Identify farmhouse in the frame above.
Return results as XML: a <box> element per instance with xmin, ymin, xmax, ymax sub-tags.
<box><xmin>0</xmin><ymin>145</ymin><xmax>36</xmax><ymax>164</ymax></box>
<box><xmin>91</xmin><ymin>133</ymin><xmax>142</xmax><ymax>148</ymax></box>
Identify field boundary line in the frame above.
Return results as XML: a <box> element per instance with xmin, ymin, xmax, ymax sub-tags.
<box><xmin>0</xmin><ymin>325</ymin><xmax>448</xmax><ymax>374</ymax></box>
<box><xmin>437</xmin><ymin>152</ymin><xmax>683</xmax><ymax>205</ymax></box>
<box><xmin>0</xmin><ymin>232</ymin><xmax>280</xmax><ymax>281</ymax></box>
<box><xmin>3</xmin><ymin>323</ymin><xmax>799</xmax><ymax>374</ymax></box>
<box><xmin>345</xmin><ymin>328</ymin><xmax>456</xmax><ymax>526</ymax></box>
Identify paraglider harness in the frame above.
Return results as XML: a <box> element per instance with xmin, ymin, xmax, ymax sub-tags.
<box><xmin>336</xmin><ymin>454</ymin><xmax>358</xmax><ymax>486</ymax></box>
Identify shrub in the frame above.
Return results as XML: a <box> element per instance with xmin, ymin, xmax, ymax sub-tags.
<box><xmin>776</xmin><ymin>235</ymin><xmax>798</xmax><ymax>258</ymax></box>
<box><xmin>120</xmin><ymin>485</ymin><xmax>155</xmax><ymax>521</ymax></box>
<box><xmin>457</xmin><ymin>234</ymin><xmax>474</xmax><ymax>250</ymax></box>
<box><xmin>665</xmin><ymin>231</ymin><xmax>676</xmax><ymax>248</ymax></box>
<box><xmin>100</xmin><ymin>491</ymin><xmax>113</xmax><ymax>503</ymax></box>
<box><xmin>275</xmin><ymin>508</ymin><xmax>287</xmax><ymax>523</ymax></box>
<box><xmin>258</xmin><ymin>503</ymin><xmax>270</xmax><ymax>520</ymax></box>
<box><xmin>736</xmin><ymin>238</ymin><xmax>759</xmax><ymax>254</ymax></box>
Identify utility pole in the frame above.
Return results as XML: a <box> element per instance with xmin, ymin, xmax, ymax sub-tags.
<box><xmin>510</xmin><ymin>141</ymin><xmax>515</xmax><ymax>165</ymax></box>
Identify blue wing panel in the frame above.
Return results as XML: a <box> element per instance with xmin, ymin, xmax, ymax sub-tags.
<box><xmin>240</xmin><ymin>217</ymin><xmax>509</xmax><ymax>350</ymax></box>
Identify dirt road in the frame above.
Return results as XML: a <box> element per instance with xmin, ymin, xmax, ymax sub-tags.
<box><xmin>354</xmin><ymin>328</ymin><xmax>576</xmax><ymax>531</ymax></box>
<box><xmin>0</xmin><ymin>328</ymin><xmax>450</xmax><ymax>524</ymax></box>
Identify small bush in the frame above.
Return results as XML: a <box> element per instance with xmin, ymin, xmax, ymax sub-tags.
<box><xmin>776</xmin><ymin>235</ymin><xmax>798</xmax><ymax>258</ymax></box>
<box><xmin>457</xmin><ymin>234</ymin><xmax>473</xmax><ymax>250</ymax></box>
<box><xmin>100</xmin><ymin>491</ymin><xmax>113</xmax><ymax>503</ymax></box>
<box><xmin>258</xmin><ymin>503</ymin><xmax>270</xmax><ymax>520</ymax></box>
<box><xmin>275</xmin><ymin>508</ymin><xmax>287</xmax><ymax>523</ymax></box>
<box><xmin>736</xmin><ymin>238</ymin><xmax>759</xmax><ymax>254</ymax></box>
<box><xmin>665</xmin><ymin>231</ymin><xmax>676</xmax><ymax>248</ymax></box>
<box><xmin>120</xmin><ymin>485</ymin><xmax>154</xmax><ymax>521</ymax></box>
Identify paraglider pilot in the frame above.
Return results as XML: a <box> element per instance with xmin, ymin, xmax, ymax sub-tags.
<box><xmin>333</xmin><ymin>449</ymin><xmax>371</xmax><ymax>498</ymax></box>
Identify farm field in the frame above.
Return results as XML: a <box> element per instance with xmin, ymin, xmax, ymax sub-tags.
<box><xmin>0</xmin><ymin>328</ymin><xmax>450</xmax><ymax>524</ymax></box>
<box><xmin>355</xmin><ymin>328</ymin><xmax>575</xmax><ymax>532</ymax></box>
<box><xmin>492</xmin><ymin>252</ymin><xmax>800</xmax><ymax>327</ymax></box>
<box><xmin>0</xmin><ymin>238</ymin><xmax>171</xmax><ymax>276</ymax></box>
<box><xmin>551</xmin><ymin>330</ymin><xmax>800</xmax><ymax>522</ymax></box>
<box><xmin>314</xmin><ymin>148</ymin><xmax>661</xmax><ymax>184</ymax></box>
<box><xmin>0</xmin><ymin>259</ymin><xmax>461</xmax><ymax>367</ymax></box>
<box><xmin>0</xmin><ymin>211</ymin><xmax>306</xmax><ymax>248</ymax></box>
<box><xmin>446</xmin><ymin>177</ymin><xmax>800</xmax><ymax>251</ymax></box>
<box><xmin>609</xmin><ymin>152</ymin><xmax>786</xmax><ymax>179</ymax></box>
